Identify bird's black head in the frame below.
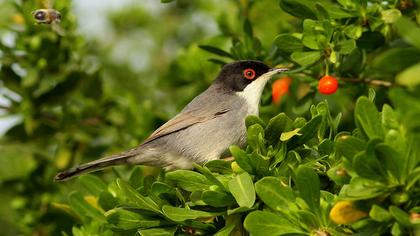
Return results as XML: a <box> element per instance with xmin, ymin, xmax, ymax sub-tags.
<box><xmin>214</xmin><ymin>60</ymin><xmax>271</xmax><ymax>92</ymax></box>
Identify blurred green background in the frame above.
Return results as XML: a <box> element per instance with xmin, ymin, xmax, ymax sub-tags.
<box><xmin>1</xmin><ymin>0</ymin><xmax>419</xmax><ymax>235</ymax></box>
<box><xmin>0</xmin><ymin>0</ymin><xmax>295</xmax><ymax>235</ymax></box>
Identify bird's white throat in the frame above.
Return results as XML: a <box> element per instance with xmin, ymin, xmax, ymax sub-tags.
<box><xmin>236</xmin><ymin>71</ymin><xmax>276</xmax><ymax>115</ymax></box>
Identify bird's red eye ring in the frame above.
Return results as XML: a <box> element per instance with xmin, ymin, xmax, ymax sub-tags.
<box><xmin>243</xmin><ymin>68</ymin><xmax>256</xmax><ymax>80</ymax></box>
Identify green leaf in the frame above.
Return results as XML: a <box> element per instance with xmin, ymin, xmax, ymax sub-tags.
<box><xmin>202</xmin><ymin>190</ymin><xmax>236</xmax><ymax>207</ymax></box>
<box><xmin>289</xmin><ymin>115</ymin><xmax>322</xmax><ymax>148</ymax></box>
<box><xmin>302</xmin><ymin>35</ymin><xmax>321</xmax><ymax>50</ymax></box>
<box><xmin>245</xmin><ymin>115</ymin><xmax>266</xmax><ymax>129</ymax></box>
<box><xmin>291</xmin><ymin>51</ymin><xmax>322</xmax><ymax>66</ymax></box>
<box><xmin>335</xmin><ymin>134</ymin><xmax>367</xmax><ymax>161</ymax></box>
<box><xmin>208</xmin><ymin>58</ymin><xmax>227</xmax><ymax>66</ymax></box>
<box><xmin>353</xmin><ymin>149</ymin><xmax>386</xmax><ymax>181</ymax></box>
<box><xmin>265</xmin><ymin>113</ymin><xmax>293</xmax><ymax>144</ymax></box>
<box><xmin>300</xmin><ymin>210</ymin><xmax>321</xmax><ymax>229</ymax></box>
<box><xmin>407</xmin><ymin>167</ymin><xmax>420</xmax><ymax>191</ymax></box>
<box><xmin>316</xmin><ymin>0</ymin><xmax>354</xmax><ymax>19</ymax></box>
<box><xmin>372</xmin><ymin>48</ymin><xmax>420</xmax><ymax>74</ymax></box>
<box><xmin>228</xmin><ymin>172</ymin><xmax>255</xmax><ymax>208</ymax></box>
<box><xmin>395</xmin><ymin>17</ymin><xmax>420</xmax><ymax>49</ymax></box>
<box><xmin>204</xmin><ymin>160</ymin><xmax>232</xmax><ymax>174</ymax></box>
<box><xmin>338</xmin><ymin>39</ymin><xmax>356</xmax><ymax>55</ymax></box>
<box><xmin>77</xmin><ymin>175</ymin><xmax>107</xmax><ymax>195</ymax></box>
<box><xmin>280</xmin><ymin>0</ymin><xmax>353</xmax><ymax>20</ymax></box>
<box><xmin>391</xmin><ymin>222</ymin><xmax>403</xmax><ymax>236</ymax></box>
<box><xmin>151</xmin><ymin>182</ymin><xmax>177</xmax><ymax>204</ymax></box>
<box><xmin>98</xmin><ymin>191</ymin><xmax>118</xmax><ymax>211</ymax></box>
<box><xmin>129</xmin><ymin>167</ymin><xmax>144</xmax><ymax>189</ymax></box>
<box><xmin>396</xmin><ymin>63</ymin><xmax>420</xmax><ymax>87</ymax></box>
<box><xmin>249</xmin><ymin>152</ymin><xmax>270</xmax><ymax>176</ymax></box>
<box><xmin>160</xmin><ymin>0</ymin><xmax>175</xmax><ymax>3</ymax></box>
<box><xmin>270</xmin><ymin>142</ymin><xmax>287</xmax><ymax>169</ymax></box>
<box><xmin>381</xmin><ymin>9</ymin><xmax>401</xmax><ymax>24</ymax></box>
<box><xmin>293</xmin><ymin>117</ymin><xmax>307</xmax><ymax>128</ymax></box>
<box><xmin>344</xmin><ymin>25</ymin><xmax>363</xmax><ymax>39</ymax></box>
<box><xmin>214</xmin><ymin>223</ymin><xmax>236</xmax><ymax>236</ymax></box>
<box><xmin>243</xmin><ymin>18</ymin><xmax>253</xmax><ymax>38</ymax></box>
<box><xmin>162</xmin><ymin>205</ymin><xmax>222</xmax><ymax>222</ymax></box>
<box><xmin>165</xmin><ymin>170</ymin><xmax>212</xmax><ymax>192</ymax></box>
<box><xmin>327</xmin><ymin>163</ymin><xmax>350</xmax><ymax>185</ymax></box>
<box><xmin>274</xmin><ymin>34</ymin><xmax>304</xmax><ymax>53</ymax></box>
<box><xmin>229</xmin><ymin>146</ymin><xmax>253</xmax><ymax>173</ymax></box>
<box><xmin>385</xmin><ymin>130</ymin><xmax>406</xmax><ymax>161</ymax></box>
<box><xmin>295</xmin><ymin>166</ymin><xmax>320</xmax><ymax>211</ymax></box>
<box><xmin>244</xmin><ymin>211</ymin><xmax>304</xmax><ymax>235</ymax></box>
<box><xmin>114</xmin><ymin>179</ymin><xmax>161</xmax><ymax>213</ymax></box>
<box><xmin>279</xmin><ymin>0</ymin><xmax>316</xmax><ymax>19</ymax></box>
<box><xmin>369</xmin><ymin>205</ymin><xmax>391</xmax><ymax>222</ymax></box>
<box><xmin>227</xmin><ymin>206</ymin><xmax>253</xmax><ymax>215</ymax></box>
<box><xmin>375</xmin><ymin>144</ymin><xmax>403</xmax><ymax>180</ymax></box>
<box><xmin>247</xmin><ymin>124</ymin><xmax>265</xmax><ymax>151</ymax></box>
<box><xmin>389</xmin><ymin>88</ymin><xmax>420</xmax><ymax>117</ymax></box>
<box><xmin>389</xmin><ymin>206</ymin><xmax>413</xmax><ymax>227</ymax></box>
<box><xmin>382</xmin><ymin>104</ymin><xmax>399</xmax><ymax>130</ymax></box>
<box><xmin>106</xmin><ymin>208</ymin><xmax>169</xmax><ymax>230</ymax></box>
<box><xmin>314</xmin><ymin>2</ymin><xmax>329</xmax><ymax>20</ymax></box>
<box><xmin>318</xmin><ymin>139</ymin><xmax>334</xmax><ymax>155</ymax></box>
<box><xmin>69</xmin><ymin>192</ymin><xmax>105</xmax><ymax>222</ymax></box>
<box><xmin>340</xmin><ymin>177</ymin><xmax>388</xmax><ymax>200</ymax></box>
<box><xmin>280</xmin><ymin>128</ymin><xmax>301</xmax><ymax>141</ymax></box>
<box><xmin>194</xmin><ymin>164</ymin><xmax>226</xmax><ymax>190</ymax></box>
<box><xmin>138</xmin><ymin>227</ymin><xmax>177</xmax><ymax>236</ymax></box>
<box><xmin>198</xmin><ymin>45</ymin><xmax>234</xmax><ymax>59</ymax></box>
<box><xmin>354</xmin><ymin>97</ymin><xmax>384</xmax><ymax>139</ymax></box>
<box><xmin>255</xmin><ymin>177</ymin><xmax>295</xmax><ymax>211</ymax></box>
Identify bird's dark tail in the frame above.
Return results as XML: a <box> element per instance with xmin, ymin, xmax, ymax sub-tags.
<box><xmin>54</xmin><ymin>151</ymin><xmax>138</xmax><ymax>182</ymax></box>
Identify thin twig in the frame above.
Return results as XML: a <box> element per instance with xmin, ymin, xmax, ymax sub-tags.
<box><xmin>339</xmin><ymin>77</ymin><xmax>393</xmax><ymax>88</ymax></box>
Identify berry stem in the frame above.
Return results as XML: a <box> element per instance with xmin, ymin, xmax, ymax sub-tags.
<box><xmin>325</xmin><ymin>59</ymin><xmax>330</xmax><ymax>76</ymax></box>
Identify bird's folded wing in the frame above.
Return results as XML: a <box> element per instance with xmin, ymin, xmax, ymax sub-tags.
<box><xmin>141</xmin><ymin>108</ymin><xmax>230</xmax><ymax>145</ymax></box>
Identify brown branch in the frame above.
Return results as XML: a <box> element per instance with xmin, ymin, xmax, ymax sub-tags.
<box><xmin>338</xmin><ymin>77</ymin><xmax>394</xmax><ymax>88</ymax></box>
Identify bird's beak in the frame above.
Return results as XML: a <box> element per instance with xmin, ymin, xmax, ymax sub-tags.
<box><xmin>262</xmin><ymin>67</ymin><xmax>289</xmax><ymax>79</ymax></box>
<box><xmin>269</xmin><ymin>67</ymin><xmax>289</xmax><ymax>73</ymax></box>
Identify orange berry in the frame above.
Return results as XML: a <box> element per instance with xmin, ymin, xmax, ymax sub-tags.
<box><xmin>318</xmin><ymin>75</ymin><xmax>338</xmax><ymax>95</ymax></box>
<box><xmin>272</xmin><ymin>76</ymin><xmax>292</xmax><ymax>103</ymax></box>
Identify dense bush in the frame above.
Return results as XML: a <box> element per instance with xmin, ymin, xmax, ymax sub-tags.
<box><xmin>0</xmin><ymin>0</ymin><xmax>419</xmax><ymax>235</ymax></box>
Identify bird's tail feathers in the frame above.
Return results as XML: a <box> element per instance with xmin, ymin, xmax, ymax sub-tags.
<box><xmin>54</xmin><ymin>150</ymin><xmax>138</xmax><ymax>182</ymax></box>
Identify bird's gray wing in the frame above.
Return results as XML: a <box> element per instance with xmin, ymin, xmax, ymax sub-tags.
<box><xmin>141</xmin><ymin>86</ymin><xmax>235</xmax><ymax>145</ymax></box>
<box><xmin>142</xmin><ymin>107</ymin><xmax>230</xmax><ymax>145</ymax></box>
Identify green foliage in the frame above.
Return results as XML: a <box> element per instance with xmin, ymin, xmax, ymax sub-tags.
<box><xmin>48</xmin><ymin>97</ymin><xmax>420</xmax><ymax>235</ymax></box>
<box><xmin>1</xmin><ymin>0</ymin><xmax>420</xmax><ymax>235</ymax></box>
<box><xmin>54</xmin><ymin>98</ymin><xmax>419</xmax><ymax>235</ymax></box>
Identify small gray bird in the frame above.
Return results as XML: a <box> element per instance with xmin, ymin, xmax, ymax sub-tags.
<box><xmin>55</xmin><ymin>60</ymin><xmax>287</xmax><ymax>181</ymax></box>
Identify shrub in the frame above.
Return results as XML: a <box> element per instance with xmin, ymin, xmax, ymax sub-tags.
<box><xmin>1</xmin><ymin>0</ymin><xmax>419</xmax><ymax>235</ymax></box>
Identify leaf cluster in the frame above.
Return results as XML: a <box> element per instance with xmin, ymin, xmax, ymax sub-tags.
<box><xmin>62</xmin><ymin>96</ymin><xmax>420</xmax><ymax>235</ymax></box>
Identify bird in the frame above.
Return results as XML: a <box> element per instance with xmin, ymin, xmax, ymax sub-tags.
<box><xmin>55</xmin><ymin>60</ymin><xmax>288</xmax><ymax>181</ymax></box>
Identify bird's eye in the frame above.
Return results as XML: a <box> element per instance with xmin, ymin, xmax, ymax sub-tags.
<box><xmin>243</xmin><ymin>68</ymin><xmax>256</xmax><ymax>80</ymax></box>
